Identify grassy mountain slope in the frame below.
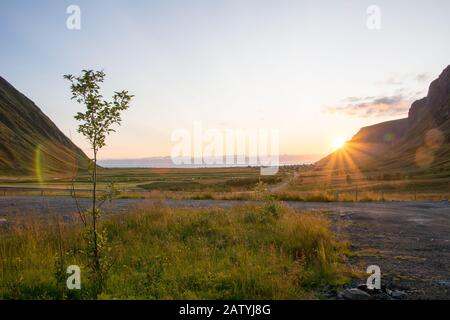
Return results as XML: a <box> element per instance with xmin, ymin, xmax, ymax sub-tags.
<box><xmin>0</xmin><ymin>76</ymin><xmax>90</xmax><ymax>177</ymax></box>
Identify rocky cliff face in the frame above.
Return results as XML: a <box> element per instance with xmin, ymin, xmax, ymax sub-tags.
<box><xmin>426</xmin><ymin>66</ymin><xmax>450</xmax><ymax>122</ymax></box>
<box><xmin>408</xmin><ymin>66</ymin><xmax>450</xmax><ymax>129</ymax></box>
<box><xmin>408</xmin><ymin>97</ymin><xmax>427</xmax><ymax>127</ymax></box>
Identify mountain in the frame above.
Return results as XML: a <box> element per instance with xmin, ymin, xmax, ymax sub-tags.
<box><xmin>317</xmin><ymin>65</ymin><xmax>450</xmax><ymax>173</ymax></box>
<box><xmin>0</xmin><ymin>76</ymin><xmax>89</xmax><ymax>177</ymax></box>
<box><xmin>98</xmin><ymin>154</ymin><xmax>322</xmax><ymax>168</ymax></box>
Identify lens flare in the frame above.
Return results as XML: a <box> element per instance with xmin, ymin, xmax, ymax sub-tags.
<box><xmin>415</xmin><ymin>146</ymin><xmax>434</xmax><ymax>168</ymax></box>
<box><xmin>425</xmin><ymin>128</ymin><xmax>444</xmax><ymax>150</ymax></box>
<box><xmin>35</xmin><ymin>144</ymin><xmax>43</xmax><ymax>183</ymax></box>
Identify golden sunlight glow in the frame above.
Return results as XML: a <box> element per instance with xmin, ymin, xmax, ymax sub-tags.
<box><xmin>332</xmin><ymin>136</ymin><xmax>346</xmax><ymax>150</ymax></box>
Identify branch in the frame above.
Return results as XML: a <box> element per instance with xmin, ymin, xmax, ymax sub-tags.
<box><xmin>71</xmin><ymin>180</ymin><xmax>87</xmax><ymax>227</ymax></box>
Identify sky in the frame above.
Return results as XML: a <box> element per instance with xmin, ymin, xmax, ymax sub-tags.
<box><xmin>1</xmin><ymin>0</ymin><xmax>450</xmax><ymax>160</ymax></box>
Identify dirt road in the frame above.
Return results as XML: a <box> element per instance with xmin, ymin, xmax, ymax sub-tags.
<box><xmin>1</xmin><ymin>196</ymin><xmax>449</xmax><ymax>299</ymax></box>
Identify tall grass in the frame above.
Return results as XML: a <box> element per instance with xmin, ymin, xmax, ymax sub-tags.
<box><xmin>0</xmin><ymin>201</ymin><xmax>352</xmax><ymax>299</ymax></box>
<box><xmin>1</xmin><ymin>188</ymin><xmax>449</xmax><ymax>202</ymax></box>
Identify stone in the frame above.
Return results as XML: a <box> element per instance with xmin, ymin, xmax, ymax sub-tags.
<box><xmin>437</xmin><ymin>280</ymin><xmax>450</xmax><ymax>287</ymax></box>
<box><xmin>357</xmin><ymin>283</ymin><xmax>382</xmax><ymax>294</ymax></box>
<box><xmin>338</xmin><ymin>288</ymin><xmax>372</xmax><ymax>300</ymax></box>
<box><xmin>357</xmin><ymin>284</ymin><xmax>368</xmax><ymax>291</ymax></box>
<box><xmin>390</xmin><ymin>290</ymin><xmax>407</xmax><ymax>299</ymax></box>
<box><xmin>371</xmin><ymin>292</ymin><xmax>393</xmax><ymax>300</ymax></box>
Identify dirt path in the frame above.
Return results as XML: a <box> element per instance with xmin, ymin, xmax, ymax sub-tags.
<box><xmin>1</xmin><ymin>196</ymin><xmax>449</xmax><ymax>299</ymax></box>
<box><xmin>268</xmin><ymin>171</ymin><xmax>299</xmax><ymax>192</ymax></box>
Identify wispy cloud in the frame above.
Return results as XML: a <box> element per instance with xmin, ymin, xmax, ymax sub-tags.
<box><xmin>340</xmin><ymin>96</ymin><xmax>374</xmax><ymax>103</ymax></box>
<box><xmin>327</xmin><ymin>71</ymin><xmax>432</xmax><ymax>118</ymax></box>
<box><xmin>375</xmin><ymin>72</ymin><xmax>431</xmax><ymax>86</ymax></box>
<box><xmin>416</xmin><ymin>73</ymin><xmax>430</xmax><ymax>82</ymax></box>
<box><xmin>325</xmin><ymin>94</ymin><xmax>410</xmax><ymax>117</ymax></box>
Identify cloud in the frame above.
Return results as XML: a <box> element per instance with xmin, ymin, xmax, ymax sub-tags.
<box><xmin>384</xmin><ymin>75</ymin><xmax>404</xmax><ymax>85</ymax></box>
<box><xmin>341</xmin><ymin>96</ymin><xmax>374</xmax><ymax>103</ymax></box>
<box><xmin>416</xmin><ymin>73</ymin><xmax>430</xmax><ymax>82</ymax></box>
<box><xmin>325</xmin><ymin>94</ymin><xmax>410</xmax><ymax>117</ymax></box>
<box><xmin>326</xmin><ymin>72</ymin><xmax>431</xmax><ymax>118</ymax></box>
<box><xmin>375</xmin><ymin>72</ymin><xmax>431</xmax><ymax>86</ymax></box>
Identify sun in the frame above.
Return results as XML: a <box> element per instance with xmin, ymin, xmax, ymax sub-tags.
<box><xmin>332</xmin><ymin>136</ymin><xmax>346</xmax><ymax>150</ymax></box>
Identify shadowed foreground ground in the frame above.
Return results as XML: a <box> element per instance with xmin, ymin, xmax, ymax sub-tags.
<box><xmin>1</xmin><ymin>196</ymin><xmax>449</xmax><ymax>299</ymax></box>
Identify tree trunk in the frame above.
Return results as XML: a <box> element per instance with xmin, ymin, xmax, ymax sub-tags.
<box><xmin>92</xmin><ymin>148</ymin><xmax>100</xmax><ymax>272</ymax></box>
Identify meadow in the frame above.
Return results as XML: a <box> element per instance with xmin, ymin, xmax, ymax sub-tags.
<box><xmin>284</xmin><ymin>167</ymin><xmax>450</xmax><ymax>201</ymax></box>
<box><xmin>0</xmin><ymin>199</ymin><xmax>352</xmax><ymax>299</ymax></box>
<box><xmin>1</xmin><ymin>165</ymin><xmax>449</xmax><ymax>201</ymax></box>
<box><xmin>0</xmin><ymin>167</ymin><xmax>291</xmax><ymax>192</ymax></box>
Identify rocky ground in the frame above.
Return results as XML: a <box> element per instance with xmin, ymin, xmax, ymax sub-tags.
<box><xmin>325</xmin><ymin>201</ymin><xmax>450</xmax><ymax>299</ymax></box>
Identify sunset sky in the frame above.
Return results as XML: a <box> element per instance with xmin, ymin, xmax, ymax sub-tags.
<box><xmin>1</xmin><ymin>0</ymin><xmax>450</xmax><ymax>159</ymax></box>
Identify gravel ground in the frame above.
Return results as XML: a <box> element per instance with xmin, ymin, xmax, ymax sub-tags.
<box><xmin>1</xmin><ymin>196</ymin><xmax>449</xmax><ymax>299</ymax></box>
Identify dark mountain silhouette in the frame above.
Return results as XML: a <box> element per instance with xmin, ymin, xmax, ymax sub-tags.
<box><xmin>0</xmin><ymin>76</ymin><xmax>89</xmax><ymax>177</ymax></box>
<box><xmin>317</xmin><ymin>65</ymin><xmax>450</xmax><ymax>173</ymax></box>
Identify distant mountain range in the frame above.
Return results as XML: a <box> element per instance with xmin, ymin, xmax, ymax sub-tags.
<box><xmin>0</xmin><ymin>77</ymin><xmax>89</xmax><ymax>176</ymax></box>
<box><xmin>317</xmin><ymin>65</ymin><xmax>450</xmax><ymax>173</ymax></box>
<box><xmin>98</xmin><ymin>154</ymin><xmax>322</xmax><ymax>168</ymax></box>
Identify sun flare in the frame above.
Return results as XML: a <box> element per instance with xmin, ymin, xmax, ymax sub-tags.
<box><xmin>332</xmin><ymin>136</ymin><xmax>346</xmax><ymax>150</ymax></box>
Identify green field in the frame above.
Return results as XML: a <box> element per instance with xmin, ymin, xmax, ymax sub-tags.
<box><xmin>0</xmin><ymin>200</ymin><xmax>352</xmax><ymax>299</ymax></box>
<box><xmin>1</xmin><ymin>165</ymin><xmax>449</xmax><ymax>201</ymax></box>
<box><xmin>0</xmin><ymin>167</ymin><xmax>291</xmax><ymax>191</ymax></box>
<box><xmin>282</xmin><ymin>167</ymin><xmax>450</xmax><ymax>201</ymax></box>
